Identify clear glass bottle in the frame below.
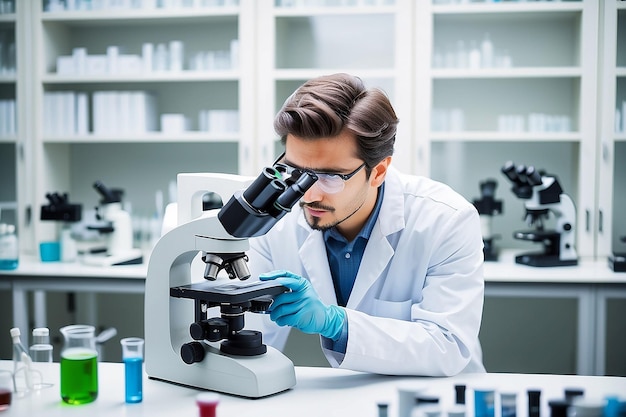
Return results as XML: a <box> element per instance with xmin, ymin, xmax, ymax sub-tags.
<box><xmin>0</xmin><ymin>224</ymin><xmax>19</xmax><ymax>270</ymax></box>
<box><xmin>10</xmin><ymin>328</ymin><xmax>33</xmax><ymax>393</ymax></box>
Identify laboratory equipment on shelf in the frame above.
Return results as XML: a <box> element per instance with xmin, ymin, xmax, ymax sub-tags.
<box><xmin>472</xmin><ymin>179</ymin><xmax>503</xmax><ymax>261</ymax></box>
<box><xmin>609</xmin><ymin>236</ymin><xmax>626</xmax><ymax>272</ymax></box>
<box><xmin>83</xmin><ymin>181</ymin><xmax>143</xmax><ymax>266</ymax></box>
<box><xmin>501</xmin><ymin>161</ymin><xmax>578</xmax><ymax>267</ymax></box>
<box><xmin>40</xmin><ymin>191</ymin><xmax>82</xmax><ymax>262</ymax></box>
<box><xmin>145</xmin><ymin>165</ymin><xmax>318</xmax><ymax>398</ymax></box>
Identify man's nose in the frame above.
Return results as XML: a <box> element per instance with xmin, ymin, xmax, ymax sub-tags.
<box><xmin>302</xmin><ymin>181</ymin><xmax>324</xmax><ymax>203</ymax></box>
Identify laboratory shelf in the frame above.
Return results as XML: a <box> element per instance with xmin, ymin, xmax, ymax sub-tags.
<box><xmin>273</xmin><ymin>68</ymin><xmax>396</xmax><ymax>80</ymax></box>
<box><xmin>0</xmin><ymin>14</ymin><xmax>15</xmax><ymax>22</ymax></box>
<box><xmin>273</xmin><ymin>5</ymin><xmax>398</xmax><ymax>16</ymax></box>
<box><xmin>429</xmin><ymin>132</ymin><xmax>581</xmax><ymax>143</ymax></box>
<box><xmin>41</xmin><ymin>71</ymin><xmax>241</xmax><ymax>84</ymax></box>
<box><xmin>40</xmin><ymin>8</ymin><xmax>240</xmax><ymax>25</ymax></box>
<box><xmin>431</xmin><ymin>2</ymin><xmax>584</xmax><ymax>16</ymax></box>
<box><xmin>431</xmin><ymin>67</ymin><xmax>582</xmax><ymax>79</ymax></box>
<box><xmin>0</xmin><ymin>135</ymin><xmax>17</xmax><ymax>143</ymax></box>
<box><xmin>42</xmin><ymin>132</ymin><xmax>240</xmax><ymax>144</ymax></box>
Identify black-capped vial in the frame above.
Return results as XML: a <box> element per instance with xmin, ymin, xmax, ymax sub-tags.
<box><xmin>528</xmin><ymin>390</ymin><xmax>541</xmax><ymax>417</ymax></box>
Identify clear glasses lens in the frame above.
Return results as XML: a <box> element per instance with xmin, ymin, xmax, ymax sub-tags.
<box><xmin>315</xmin><ymin>174</ymin><xmax>344</xmax><ymax>194</ymax></box>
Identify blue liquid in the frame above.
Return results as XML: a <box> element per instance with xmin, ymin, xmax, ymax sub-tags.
<box><xmin>0</xmin><ymin>259</ymin><xmax>18</xmax><ymax>270</ymax></box>
<box><xmin>475</xmin><ymin>390</ymin><xmax>495</xmax><ymax>417</ymax></box>
<box><xmin>124</xmin><ymin>357</ymin><xmax>143</xmax><ymax>403</ymax></box>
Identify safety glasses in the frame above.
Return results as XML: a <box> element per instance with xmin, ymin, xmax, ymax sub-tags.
<box><xmin>273</xmin><ymin>152</ymin><xmax>366</xmax><ymax>194</ymax></box>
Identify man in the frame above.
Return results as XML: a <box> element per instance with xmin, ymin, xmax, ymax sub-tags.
<box><xmin>248</xmin><ymin>73</ymin><xmax>485</xmax><ymax>376</ymax></box>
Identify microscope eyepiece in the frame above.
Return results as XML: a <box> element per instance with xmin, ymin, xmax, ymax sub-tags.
<box><xmin>526</xmin><ymin>166</ymin><xmax>543</xmax><ymax>186</ymax></box>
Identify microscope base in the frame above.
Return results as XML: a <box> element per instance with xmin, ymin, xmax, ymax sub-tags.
<box><xmin>146</xmin><ymin>343</ymin><xmax>296</xmax><ymax>398</ymax></box>
<box><xmin>515</xmin><ymin>252</ymin><xmax>577</xmax><ymax>267</ymax></box>
<box><xmin>609</xmin><ymin>253</ymin><xmax>626</xmax><ymax>272</ymax></box>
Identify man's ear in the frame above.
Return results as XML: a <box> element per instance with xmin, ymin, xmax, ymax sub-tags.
<box><xmin>370</xmin><ymin>156</ymin><xmax>391</xmax><ymax>187</ymax></box>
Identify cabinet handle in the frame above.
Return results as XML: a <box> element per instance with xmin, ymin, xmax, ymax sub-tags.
<box><xmin>585</xmin><ymin>210</ymin><xmax>590</xmax><ymax>232</ymax></box>
<box><xmin>598</xmin><ymin>210</ymin><xmax>603</xmax><ymax>233</ymax></box>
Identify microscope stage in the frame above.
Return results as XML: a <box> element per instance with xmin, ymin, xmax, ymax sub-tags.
<box><xmin>170</xmin><ymin>280</ymin><xmax>288</xmax><ymax>304</ymax></box>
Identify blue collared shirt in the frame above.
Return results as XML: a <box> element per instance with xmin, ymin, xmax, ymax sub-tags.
<box><xmin>321</xmin><ymin>183</ymin><xmax>385</xmax><ymax>353</ymax></box>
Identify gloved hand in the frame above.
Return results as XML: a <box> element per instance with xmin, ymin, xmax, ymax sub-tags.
<box><xmin>260</xmin><ymin>270</ymin><xmax>346</xmax><ymax>341</ymax></box>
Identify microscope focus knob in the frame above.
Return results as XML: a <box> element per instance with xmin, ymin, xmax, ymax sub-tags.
<box><xmin>180</xmin><ymin>341</ymin><xmax>205</xmax><ymax>364</ymax></box>
<box><xmin>190</xmin><ymin>318</ymin><xmax>229</xmax><ymax>342</ymax></box>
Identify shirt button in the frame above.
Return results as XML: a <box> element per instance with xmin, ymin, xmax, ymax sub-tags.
<box><xmin>345</xmin><ymin>253</ymin><xmax>351</xmax><ymax>259</ymax></box>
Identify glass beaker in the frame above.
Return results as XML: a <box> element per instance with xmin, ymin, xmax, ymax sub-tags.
<box><xmin>60</xmin><ymin>325</ymin><xmax>98</xmax><ymax>405</ymax></box>
<box><xmin>0</xmin><ymin>370</ymin><xmax>12</xmax><ymax>411</ymax></box>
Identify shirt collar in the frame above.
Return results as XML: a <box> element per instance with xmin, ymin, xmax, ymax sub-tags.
<box><xmin>324</xmin><ymin>182</ymin><xmax>385</xmax><ymax>245</ymax></box>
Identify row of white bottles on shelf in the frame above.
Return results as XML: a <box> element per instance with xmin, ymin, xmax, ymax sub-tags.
<box><xmin>431</xmin><ymin>109</ymin><xmax>573</xmax><ymax>133</ymax></box>
<box><xmin>0</xmin><ymin>40</ymin><xmax>17</xmax><ymax>75</ymax></box>
<box><xmin>0</xmin><ymin>99</ymin><xmax>16</xmax><ymax>136</ymax></box>
<box><xmin>44</xmin><ymin>0</ymin><xmax>239</xmax><ymax>12</ymax></box>
<box><xmin>615</xmin><ymin>102</ymin><xmax>626</xmax><ymax>134</ymax></box>
<box><xmin>0</xmin><ymin>0</ymin><xmax>13</xmax><ymax>14</ymax></box>
<box><xmin>434</xmin><ymin>34</ymin><xmax>513</xmax><ymax>69</ymax></box>
<box><xmin>56</xmin><ymin>40</ymin><xmax>238</xmax><ymax>76</ymax></box>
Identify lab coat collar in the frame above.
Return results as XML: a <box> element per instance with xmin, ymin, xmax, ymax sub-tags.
<box><xmin>296</xmin><ymin>166</ymin><xmax>407</xmax><ymax>307</ymax></box>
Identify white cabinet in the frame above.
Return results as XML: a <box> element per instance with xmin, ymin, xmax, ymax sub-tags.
<box><xmin>256</xmin><ymin>0</ymin><xmax>414</xmax><ymax>172</ymax></box>
<box><xmin>414</xmin><ymin>0</ymin><xmax>599</xmax><ymax>258</ymax></box>
<box><xmin>0</xmin><ymin>0</ymin><xmax>30</xmax><ymax>251</ymax></box>
<box><xmin>598</xmin><ymin>0</ymin><xmax>626</xmax><ymax>259</ymax></box>
<box><xmin>5</xmin><ymin>0</ymin><xmax>621</xmax><ymax>262</ymax></box>
<box><xmin>28</xmin><ymin>1</ymin><xmax>257</xmax><ymax>249</ymax></box>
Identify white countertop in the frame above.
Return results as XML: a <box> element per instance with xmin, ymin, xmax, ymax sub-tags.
<box><xmin>0</xmin><ymin>361</ymin><xmax>624</xmax><ymax>417</ymax></box>
<box><xmin>2</xmin><ymin>251</ymin><xmax>626</xmax><ymax>284</ymax></box>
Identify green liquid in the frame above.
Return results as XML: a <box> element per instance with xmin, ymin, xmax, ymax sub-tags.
<box><xmin>60</xmin><ymin>348</ymin><xmax>98</xmax><ymax>405</ymax></box>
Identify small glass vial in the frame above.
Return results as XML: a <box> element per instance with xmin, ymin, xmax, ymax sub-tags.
<box><xmin>30</xmin><ymin>328</ymin><xmax>53</xmax><ymax>363</ymax></box>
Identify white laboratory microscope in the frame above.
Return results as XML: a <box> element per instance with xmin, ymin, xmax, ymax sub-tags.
<box><xmin>83</xmin><ymin>181</ymin><xmax>143</xmax><ymax>266</ymax></box>
<box><xmin>501</xmin><ymin>161</ymin><xmax>578</xmax><ymax>267</ymax></box>
<box><xmin>144</xmin><ymin>166</ymin><xmax>317</xmax><ymax>398</ymax></box>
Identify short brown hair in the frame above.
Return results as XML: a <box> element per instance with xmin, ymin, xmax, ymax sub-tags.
<box><xmin>274</xmin><ymin>73</ymin><xmax>398</xmax><ymax>169</ymax></box>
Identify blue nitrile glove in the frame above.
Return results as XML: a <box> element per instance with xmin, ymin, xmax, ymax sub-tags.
<box><xmin>260</xmin><ymin>270</ymin><xmax>346</xmax><ymax>341</ymax></box>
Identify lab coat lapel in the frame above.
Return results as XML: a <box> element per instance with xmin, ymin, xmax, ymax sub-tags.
<box><xmin>346</xmin><ymin>225</ymin><xmax>393</xmax><ymax>309</ymax></box>
<box><xmin>347</xmin><ymin>168</ymin><xmax>405</xmax><ymax>309</ymax></box>
<box><xmin>298</xmin><ymin>216</ymin><xmax>337</xmax><ymax>306</ymax></box>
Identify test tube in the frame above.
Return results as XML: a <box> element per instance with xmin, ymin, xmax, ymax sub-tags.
<box><xmin>473</xmin><ymin>388</ymin><xmax>496</xmax><ymax>417</ymax></box>
<box><xmin>501</xmin><ymin>392</ymin><xmax>517</xmax><ymax>417</ymax></box>
<box><xmin>120</xmin><ymin>337</ymin><xmax>144</xmax><ymax>403</ymax></box>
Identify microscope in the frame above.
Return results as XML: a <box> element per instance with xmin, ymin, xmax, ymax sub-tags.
<box><xmin>472</xmin><ymin>179</ymin><xmax>503</xmax><ymax>261</ymax></box>
<box><xmin>145</xmin><ymin>164</ymin><xmax>317</xmax><ymax>398</ymax></box>
<box><xmin>82</xmin><ymin>181</ymin><xmax>143</xmax><ymax>266</ymax></box>
<box><xmin>501</xmin><ymin>161</ymin><xmax>578</xmax><ymax>267</ymax></box>
<box><xmin>609</xmin><ymin>236</ymin><xmax>626</xmax><ymax>272</ymax></box>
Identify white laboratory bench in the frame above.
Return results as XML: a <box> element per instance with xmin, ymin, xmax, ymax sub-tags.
<box><xmin>1</xmin><ymin>251</ymin><xmax>625</xmax><ymax>374</ymax></box>
<box><xmin>0</xmin><ymin>360</ymin><xmax>624</xmax><ymax>417</ymax></box>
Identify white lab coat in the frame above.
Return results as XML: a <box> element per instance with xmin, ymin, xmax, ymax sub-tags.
<box><xmin>247</xmin><ymin>166</ymin><xmax>485</xmax><ymax>376</ymax></box>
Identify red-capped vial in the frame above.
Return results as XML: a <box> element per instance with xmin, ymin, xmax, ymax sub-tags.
<box><xmin>196</xmin><ymin>393</ymin><xmax>220</xmax><ymax>417</ymax></box>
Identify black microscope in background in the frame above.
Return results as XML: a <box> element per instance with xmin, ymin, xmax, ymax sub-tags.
<box><xmin>609</xmin><ymin>236</ymin><xmax>626</xmax><ymax>272</ymax></box>
<box><xmin>501</xmin><ymin>161</ymin><xmax>578</xmax><ymax>267</ymax></box>
<box><xmin>472</xmin><ymin>179</ymin><xmax>503</xmax><ymax>261</ymax></box>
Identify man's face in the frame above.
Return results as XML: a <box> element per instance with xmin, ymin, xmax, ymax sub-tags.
<box><xmin>282</xmin><ymin>131</ymin><xmax>386</xmax><ymax>241</ymax></box>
